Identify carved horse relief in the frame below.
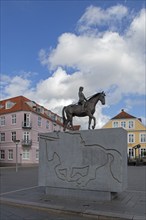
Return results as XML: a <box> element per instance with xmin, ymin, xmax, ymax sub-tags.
<box><xmin>43</xmin><ymin>132</ymin><xmax>122</xmax><ymax>188</ymax></box>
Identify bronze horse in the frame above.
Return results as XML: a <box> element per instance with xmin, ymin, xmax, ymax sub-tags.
<box><xmin>62</xmin><ymin>91</ymin><xmax>106</xmax><ymax>131</ymax></box>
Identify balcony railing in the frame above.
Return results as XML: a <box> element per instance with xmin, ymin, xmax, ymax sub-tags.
<box><xmin>22</xmin><ymin>121</ymin><xmax>32</xmax><ymax>129</ymax></box>
<box><xmin>21</xmin><ymin>139</ymin><xmax>32</xmax><ymax>147</ymax></box>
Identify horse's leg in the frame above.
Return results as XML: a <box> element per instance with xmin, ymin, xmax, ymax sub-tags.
<box><xmin>63</xmin><ymin>120</ymin><xmax>67</xmax><ymax>131</ymax></box>
<box><xmin>69</xmin><ymin>115</ymin><xmax>74</xmax><ymax>130</ymax></box>
<box><xmin>63</xmin><ymin>116</ymin><xmax>70</xmax><ymax>131</ymax></box>
<box><xmin>70</xmin><ymin>118</ymin><xmax>74</xmax><ymax>130</ymax></box>
<box><xmin>92</xmin><ymin>116</ymin><xmax>96</xmax><ymax>129</ymax></box>
<box><xmin>88</xmin><ymin>116</ymin><xmax>92</xmax><ymax>130</ymax></box>
<box><xmin>88</xmin><ymin>112</ymin><xmax>96</xmax><ymax>129</ymax></box>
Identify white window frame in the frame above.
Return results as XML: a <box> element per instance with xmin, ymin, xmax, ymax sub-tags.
<box><xmin>121</xmin><ymin>121</ymin><xmax>126</xmax><ymax>128</ymax></box>
<box><xmin>0</xmin><ymin>150</ymin><xmax>5</xmax><ymax>160</ymax></box>
<box><xmin>5</xmin><ymin>101</ymin><xmax>14</xmax><ymax>109</ymax></box>
<box><xmin>36</xmin><ymin>149</ymin><xmax>39</xmax><ymax>160</ymax></box>
<box><xmin>128</xmin><ymin>120</ymin><xmax>134</xmax><ymax>129</ymax></box>
<box><xmin>113</xmin><ymin>121</ymin><xmax>118</xmax><ymax>128</ymax></box>
<box><xmin>128</xmin><ymin>148</ymin><xmax>135</xmax><ymax>158</ymax></box>
<box><xmin>23</xmin><ymin>131</ymin><xmax>30</xmax><ymax>143</ymax></box>
<box><xmin>140</xmin><ymin>133</ymin><xmax>146</xmax><ymax>143</ymax></box>
<box><xmin>12</xmin><ymin>131</ymin><xmax>16</xmax><ymax>141</ymax></box>
<box><xmin>8</xmin><ymin>149</ymin><xmax>13</xmax><ymax>160</ymax></box>
<box><xmin>0</xmin><ymin>116</ymin><xmax>5</xmax><ymax>126</ymax></box>
<box><xmin>0</xmin><ymin>133</ymin><xmax>5</xmax><ymax>142</ymax></box>
<box><xmin>128</xmin><ymin>133</ymin><xmax>135</xmax><ymax>143</ymax></box>
<box><xmin>12</xmin><ymin>114</ymin><xmax>16</xmax><ymax>125</ymax></box>
<box><xmin>22</xmin><ymin>149</ymin><xmax>30</xmax><ymax>160</ymax></box>
<box><xmin>38</xmin><ymin>116</ymin><xmax>42</xmax><ymax>127</ymax></box>
<box><xmin>46</xmin><ymin>120</ymin><xmax>49</xmax><ymax>129</ymax></box>
<box><xmin>141</xmin><ymin>148</ymin><xmax>146</xmax><ymax>157</ymax></box>
<box><xmin>24</xmin><ymin>113</ymin><xmax>31</xmax><ymax>127</ymax></box>
<box><xmin>37</xmin><ymin>134</ymin><xmax>39</xmax><ymax>142</ymax></box>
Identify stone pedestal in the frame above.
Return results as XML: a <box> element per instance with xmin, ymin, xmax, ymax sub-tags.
<box><xmin>39</xmin><ymin>128</ymin><xmax>127</xmax><ymax>201</ymax></box>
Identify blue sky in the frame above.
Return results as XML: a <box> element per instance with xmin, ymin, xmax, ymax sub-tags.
<box><xmin>1</xmin><ymin>0</ymin><xmax>146</xmax><ymax>128</ymax></box>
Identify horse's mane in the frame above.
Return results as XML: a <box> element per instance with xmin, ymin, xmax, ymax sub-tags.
<box><xmin>88</xmin><ymin>93</ymin><xmax>101</xmax><ymax>101</ymax></box>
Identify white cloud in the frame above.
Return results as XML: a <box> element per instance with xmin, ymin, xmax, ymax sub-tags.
<box><xmin>126</xmin><ymin>9</ymin><xmax>146</xmax><ymax>55</ymax></box>
<box><xmin>77</xmin><ymin>4</ymin><xmax>128</xmax><ymax>33</ymax></box>
<box><xmin>0</xmin><ymin>75</ymin><xmax>31</xmax><ymax>98</ymax></box>
<box><xmin>42</xmin><ymin>8</ymin><xmax>145</xmax><ymax>99</ymax></box>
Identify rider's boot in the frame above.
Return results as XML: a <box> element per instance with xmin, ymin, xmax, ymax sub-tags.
<box><xmin>81</xmin><ymin>103</ymin><xmax>85</xmax><ymax>112</ymax></box>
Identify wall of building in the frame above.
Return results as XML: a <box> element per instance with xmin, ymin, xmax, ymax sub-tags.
<box><xmin>103</xmin><ymin>118</ymin><xmax>146</xmax><ymax>158</ymax></box>
<box><xmin>0</xmin><ymin>110</ymin><xmax>64</xmax><ymax>166</ymax></box>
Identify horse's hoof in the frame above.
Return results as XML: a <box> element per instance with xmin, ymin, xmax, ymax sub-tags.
<box><xmin>92</xmin><ymin>126</ymin><xmax>95</xmax><ymax>129</ymax></box>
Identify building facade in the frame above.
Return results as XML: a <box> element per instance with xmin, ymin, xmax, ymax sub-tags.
<box><xmin>0</xmin><ymin>96</ymin><xmax>65</xmax><ymax>166</ymax></box>
<box><xmin>102</xmin><ymin>109</ymin><xmax>146</xmax><ymax>159</ymax></box>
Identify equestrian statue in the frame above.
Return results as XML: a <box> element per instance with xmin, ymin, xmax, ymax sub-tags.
<box><xmin>62</xmin><ymin>87</ymin><xmax>106</xmax><ymax>131</ymax></box>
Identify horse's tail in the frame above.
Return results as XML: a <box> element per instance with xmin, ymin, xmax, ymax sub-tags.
<box><xmin>62</xmin><ymin>106</ymin><xmax>67</xmax><ymax>126</ymax></box>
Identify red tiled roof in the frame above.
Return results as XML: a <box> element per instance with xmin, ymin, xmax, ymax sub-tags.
<box><xmin>112</xmin><ymin>109</ymin><xmax>136</xmax><ymax>120</ymax></box>
<box><xmin>0</xmin><ymin>96</ymin><xmax>62</xmax><ymax>124</ymax></box>
<box><xmin>0</xmin><ymin>96</ymin><xmax>81</xmax><ymax>129</ymax></box>
<box><xmin>73</xmin><ymin>125</ymin><xmax>81</xmax><ymax>130</ymax></box>
<box><xmin>0</xmin><ymin>96</ymin><xmax>32</xmax><ymax>115</ymax></box>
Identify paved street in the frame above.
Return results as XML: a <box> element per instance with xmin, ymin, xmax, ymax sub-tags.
<box><xmin>0</xmin><ymin>166</ymin><xmax>145</xmax><ymax>193</ymax></box>
<box><xmin>0</xmin><ymin>166</ymin><xmax>146</xmax><ymax>220</ymax></box>
<box><xmin>0</xmin><ymin>166</ymin><xmax>38</xmax><ymax>194</ymax></box>
<box><xmin>0</xmin><ymin>166</ymin><xmax>99</xmax><ymax>220</ymax></box>
<box><xmin>0</xmin><ymin>203</ymin><xmax>102</xmax><ymax>220</ymax></box>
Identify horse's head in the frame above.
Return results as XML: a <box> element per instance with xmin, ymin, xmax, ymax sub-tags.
<box><xmin>99</xmin><ymin>91</ymin><xmax>106</xmax><ymax>105</ymax></box>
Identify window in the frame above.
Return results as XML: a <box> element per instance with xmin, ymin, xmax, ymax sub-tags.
<box><xmin>22</xmin><ymin>149</ymin><xmax>30</xmax><ymax>160</ymax></box>
<box><xmin>121</xmin><ymin>121</ymin><xmax>126</xmax><ymax>128</ymax></box>
<box><xmin>140</xmin><ymin>133</ymin><xmax>146</xmax><ymax>143</ymax></box>
<box><xmin>0</xmin><ymin>133</ymin><xmax>5</xmax><ymax>142</ymax></box>
<box><xmin>37</xmin><ymin>134</ymin><xmax>39</xmax><ymax>142</ymax></box>
<box><xmin>12</xmin><ymin>131</ymin><xmax>16</xmax><ymax>141</ymax></box>
<box><xmin>0</xmin><ymin>150</ymin><xmax>5</xmax><ymax>159</ymax></box>
<box><xmin>128</xmin><ymin>120</ymin><xmax>134</xmax><ymax>129</ymax></box>
<box><xmin>36</xmin><ymin>149</ymin><xmax>39</xmax><ymax>160</ymax></box>
<box><xmin>113</xmin><ymin>121</ymin><xmax>118</xmax><ymax>128</ymax></box>
<box><xmin>5</xmin><ymin>101</ymin><xmax>15</xmax><ymax>109</ymax></box>
<box><xmin>23</xmin><ymin>131</ymin><xmax>30</xmax><ymax>143</ymax></box>
<box><xmin>38</xmin><ymin>116</ymin><xmax>42</xmax><ymax>127</ymax></box>
<box><xmin>141</xmin><ymin>148</ymin><xmax>146</xmax><ymax>157</ymax></box>
<box><xmin>128</xmin><ymin>133</ymin><xmax>135</xmax><ymax>143</ymax></box>
<box><xmin>23</xmin><ymin>113</ymin><xmax>31</xmax><ymax>127</ymax></box>
<box><xmin>128</xmin><ymin>148</ymin><xmax>134</xmax><ymax>158</ymax></box>
<box><xmin>8</xmin><ymin>149</ymin><xmax>13</xmax><ymax>160</ymax></box>
<box><xmin>12</xmin><ymin>114</ymin><xmax>16</xmax><ymax>124</ymax></box>
<box><xmin>46</xmin><ymin>120</ymin><xmax>49</xmax><ymax>129</ymax></box>
<box><xmin>0</xmin><ymin>116</ymin><xmax>5</xmax><ymax>126</ymax></box>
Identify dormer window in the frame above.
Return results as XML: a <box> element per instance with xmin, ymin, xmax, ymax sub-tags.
<box><xmin>37</xmin><ymin>107</ymin><xmax>41</xmax><ymax>113</ymax></box>
<box><xmin>5</xmin><ymin>101</ymin><xmax>15</xmax><ymax>109</ymax></box>
<box><xmin>36</xmin><ymin>106</ymin><xmax>44</xmax><ymax>114</ymax></box>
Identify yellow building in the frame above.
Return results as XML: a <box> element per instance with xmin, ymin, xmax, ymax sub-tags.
<box><xmin>102</xmin><ymin>109</ymin><xmax>146</xmax><ymax>159</ymax></box>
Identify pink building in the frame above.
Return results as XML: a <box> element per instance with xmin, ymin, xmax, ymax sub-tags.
<box><xmin>0</xmin><ymin>96</ymin><xmax>65</xmax><ymax>166</ymax></box>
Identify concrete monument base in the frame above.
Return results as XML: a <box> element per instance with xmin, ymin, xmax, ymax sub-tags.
<box><xmin>45</xmin><ymin>186</ymin><xmax>117</xmax><ymax>201</ymax></box>
<box><xmin>39</xmin><ymin>128</ymin><xmax>127</xmax><ymax>201</ymax></box>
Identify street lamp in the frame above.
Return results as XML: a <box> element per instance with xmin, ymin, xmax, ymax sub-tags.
<box><xmin>13</xmin><ymin>139</ymin><xmax>20</xmax><ymax>172</ymax></box>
